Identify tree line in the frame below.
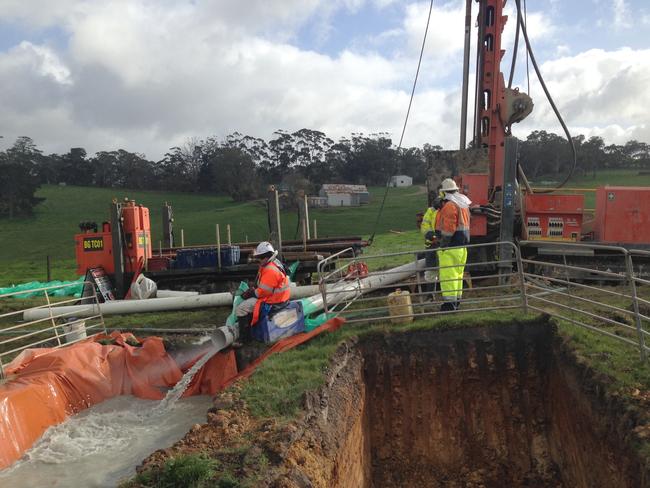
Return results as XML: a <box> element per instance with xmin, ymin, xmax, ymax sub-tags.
<box><xmin>1</xmin><ymin>129</ymin><xmax>649</xmax><ymax>218</ymax></box>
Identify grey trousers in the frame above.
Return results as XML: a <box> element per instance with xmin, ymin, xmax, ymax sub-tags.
<box><xmin>236</xmin><ymin>297</ymin><xmax>257</xmax><ymax>317</ymax></box>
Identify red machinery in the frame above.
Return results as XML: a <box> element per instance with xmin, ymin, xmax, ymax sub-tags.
<box><xmin>75</xmin><ymin>200</ymin><xmax>152</xmax><ymax>297</ymax></box>
<box><xmin>425</xmin><ymin>0</ymin><xmax>650</xmax><ymax>272</ymax></box>
<box><xmin>595</xmin><ymin>187</ymin><xmax>650</xmax><ymax>244</ymax></box>
<box><xmin>524</xmin><ymin>194</ymin><xmax>584</xmax><ymax>242</ymax></box>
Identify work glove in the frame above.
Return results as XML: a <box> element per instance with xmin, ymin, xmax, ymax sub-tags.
<box><xmin>241</xmin><ymin>288</ymin><xmax>255</xmax><ymax>300</ymax></box>
<box><xmin>424</xmin><ymin>231</ymin><xmax>435</xmax><ymax>246</ymax></box>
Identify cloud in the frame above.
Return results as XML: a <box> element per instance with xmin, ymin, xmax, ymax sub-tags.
<box><xmin>0</xmin><ymin>0</ymin><xmax>647</xmax><ymax>160</ymax></box>
<box><xmin>514</xmin><ymin>48</ymin><xmax>650</xmax><ymax>145</ymax></box>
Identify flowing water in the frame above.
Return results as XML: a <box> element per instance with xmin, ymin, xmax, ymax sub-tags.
<box><xmin>0</xmin><ymin>345</ymin><xmax>221</xmax><ymax>488</ymax></box>
<box><xmin>152</xmin><ymin>346</ymin><xmax>219</xmax><ymax>415</ymax></box>
<box><xmin>0</xmin><ymin>394</ymin><xmax>212</xmax><ymax>487</ymax></box>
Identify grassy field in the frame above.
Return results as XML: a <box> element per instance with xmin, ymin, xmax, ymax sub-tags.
<box><xmin>2</xmin><ymin>169</ymin><xmax>648</xmax><ymax>286</ymax></box>
<box><xmin>0</xmin><ymin>184</ymin><xmax>426</xmax><ymax>286</ymax></box>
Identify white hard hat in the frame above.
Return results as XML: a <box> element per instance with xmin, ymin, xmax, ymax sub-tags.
<box><xmin>253</xmin><ymin>241</ymin><xmax>275</xmax><ymax>256</ymax></box>
<box><xmin>440</xmin><ymin>178</ymin><xmax>459</xmax><ymax>192</ymax></box>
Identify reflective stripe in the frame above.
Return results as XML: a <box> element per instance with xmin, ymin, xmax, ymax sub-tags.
<box><xmin>258</xmin><ymin>283</ymin><xmax>289</xmax><ymax>293</ymax></box>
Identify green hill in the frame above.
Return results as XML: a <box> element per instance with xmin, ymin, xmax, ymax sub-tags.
<box><xmin>0</xmin><ymin>184</ymin><xmax>426</xmax><ymax>285</ymax></box>
<box><xmin>2</xmin><ymin>169</ymin><xmax>649</xmax><ymax>286</ymax></box>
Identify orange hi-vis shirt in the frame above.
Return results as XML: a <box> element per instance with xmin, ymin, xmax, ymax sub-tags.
<box><xmin>252</xmin><ymin>259</ymin><xmax>291</xmax><ymax>324</ymax></box>
<box><xmin>435</xmin><ymin>201</ymin><xmax>470</xmax><ymax>247</ymax></box>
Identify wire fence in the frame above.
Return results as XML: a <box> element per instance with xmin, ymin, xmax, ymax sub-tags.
<box><xmin>0</xmin><ymin>282</ymin><xmax>107</xmax><ymax>379</ymax></box>
<box><xmin>318</xmin><ymin>240</ymin><xmax>649</xmax><ymax>361</ymax></box>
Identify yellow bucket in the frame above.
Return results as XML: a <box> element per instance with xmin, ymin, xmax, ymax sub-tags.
<box><xmin>387</xmin><ymin>288</ymin><xmax>414</xmax><ymax>324</ymax></box>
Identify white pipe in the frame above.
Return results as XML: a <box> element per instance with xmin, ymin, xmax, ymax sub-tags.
<box><xmin>23</xmin><ymin>285</ymin><xmax>322</xmax><ymax>320</ymax></box>
<box><xmin>210</xmin><ymin>324</ymin><xmax>236</xmax><ymax>349</ymax></box>
<box><xmin>23</xmin><ymin>258</ymin><xmax>418</xmax><ymax>322</ymax></box>
<box><xmin>156</xmin><ymin>290</ymin><xmax>199</xmax><ymax>298</ymax></box>
<box><xmin>304</xmin><ymin>259</ymin><xmax>425</xmax><ymax>314</ymax></box>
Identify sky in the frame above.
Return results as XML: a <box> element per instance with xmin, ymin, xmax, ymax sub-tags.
<box><xmin>0</xmin><ymin>0</ymin><xmax>648</xmax><ymax>160</ymax></box>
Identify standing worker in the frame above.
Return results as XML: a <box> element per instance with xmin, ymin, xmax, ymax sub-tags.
<box><xmin>435</xmin><ymin>178</ymin><xmax>471</xmax><ymax>311</ymax></box>
<box><xmin>235</xmin><ymin>241</ymin><xmax>290</xmax><ymax>342</ymax></box>
<box><xmin>420</xmin><ymin>191</ymin><xmax>443</xmax><ymax>297</ymax></box>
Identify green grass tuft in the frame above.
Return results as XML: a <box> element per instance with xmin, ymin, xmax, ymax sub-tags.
<box><xmin>124</xmin><ymin>453</ymin><xmax>218</xmax><ymax>488</ymax></box>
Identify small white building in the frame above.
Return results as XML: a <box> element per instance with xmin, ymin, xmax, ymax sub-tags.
<box><xmin>319</xmin><ymin>184</ymin><xmax>370</xmax><ymax>207</ymax></box>
<box><xmin>390</xmin><ymin>175</ymin><xmax>413</xmax><ymax>187</ymax></box>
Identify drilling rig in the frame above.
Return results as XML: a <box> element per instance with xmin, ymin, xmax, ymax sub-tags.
<box><xmin>427</xmin><ymin>0</ymin><xmax>650</xmax><ymax>278</ymax></box>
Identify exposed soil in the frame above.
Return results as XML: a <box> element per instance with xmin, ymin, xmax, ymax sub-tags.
<box><xmin>136</xmin><ymin>321</ymin><xmax>650</xmax><ymax>487</ymax></box>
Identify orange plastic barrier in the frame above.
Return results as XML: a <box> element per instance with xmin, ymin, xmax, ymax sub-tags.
<box><xmin>0</xmin><ymin>332</ymin><xmax>186</xmax><ymax>468</ymax></box>
<box><xmin>0</xmin><ymin>318</ymin><xmax>344</xmax><ymax>469</ymax></box>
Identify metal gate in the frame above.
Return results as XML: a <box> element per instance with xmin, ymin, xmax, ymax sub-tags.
<box><xmin>318</xmin><ymin>241</ymin><xmax>649</xmax><ymax>361</ymax></box>
<box><xmin>0</xmin><ymin>282</ymin><xmax>107</xmax><ymax>379</ymax></box>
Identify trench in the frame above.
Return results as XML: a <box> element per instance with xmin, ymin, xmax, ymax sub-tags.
<box><xmin>296</xmin><ymin>323</ymin><xmax>645</xmax><ymax>488</ymax></box>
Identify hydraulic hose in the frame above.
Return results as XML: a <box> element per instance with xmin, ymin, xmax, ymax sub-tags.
<box><xmin>513</xmin><ymin>0</ymin><xmax>577</xmax><ymax>193</ymax></box>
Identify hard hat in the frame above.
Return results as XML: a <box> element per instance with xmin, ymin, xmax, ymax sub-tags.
<box><xmin>253</xmin><ymin>241</ymin><xmax>275</xmax><ymax>256</ymax></box>
<box><xmin>440</xmin><ymin>178</ymin><xmax>459</xmax><ymax>192</ymax></box>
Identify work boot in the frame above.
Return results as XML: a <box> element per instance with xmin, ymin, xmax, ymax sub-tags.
<box><xmin>454</xmin><ymin>300</ymin><xmax>461</xmax><ymax>310</ymax></box>
<box><xmin>233</xmin><ymin>316</ymin><xmax>249</xmax><ymax>348</ymax></box>
<box><xmin>440</xmin><ymin>302</ymin><xmax>455</xmax><ymax>312</ymax></box>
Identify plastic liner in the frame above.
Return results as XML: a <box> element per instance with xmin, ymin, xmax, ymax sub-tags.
<box><xmin>0</xmin><ymin>317</ymin><xmax>345</xmax><ymax>470</ymax></box>
<box><xmin>0</xmin><ymin>277</ymin><xmax>84</xmax><ymax>299</ymax></box>
<box><xmin>0</xmin><ymin>332</ymin><xmax>234</xmax><ymax>469</ymax></box>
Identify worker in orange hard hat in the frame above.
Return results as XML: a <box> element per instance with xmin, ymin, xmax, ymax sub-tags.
<box><xmin>435</xmin><ymin>178</ymin><xmax>471</xmax><ymax>312</ymax></box>
<box><xmin>235</xmin><ymin>241</ymin><xmax>290</xmax><ymax>343</ymax></box>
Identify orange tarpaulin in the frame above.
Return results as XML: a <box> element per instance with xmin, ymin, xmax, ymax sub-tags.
<box><xmin>0</xmin><ymin>318</ymin><xmax>344</xmax><ymax>470</ymax></box>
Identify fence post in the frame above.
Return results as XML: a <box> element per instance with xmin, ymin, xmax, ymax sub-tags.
<box><xmin>625</xmin><ymin>253</ymin><xmax>647</xmax><ymax>361</ymax></box>
<box><xmin>44</xmin><ymin>289</ymin><xmax>62</xmax><ymax>347</ymax></box>
<box><xmin>216</xmin><ymin>224</ymin><xmax>222</xmax><ymax>269</ymax></box>
<box><xmin>514</xmin><ymin>243</ymin><xmax>528</xmax><ymax>314</ymax></box>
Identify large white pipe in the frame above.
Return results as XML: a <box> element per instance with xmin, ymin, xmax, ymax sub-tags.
<box><xmin>23</xmin><ymin>259</ymin><xmax>419</xmax><ymax>322</ymax></box>
<box><xmin>23</xmin><ymin>284</ymin><xmax>322</xmax><ymax>321</ymax></box>
<box><xmin>303</xmin><ymin>259</ymin><xmax>425</xmax><ymax>313</ymax></box>
<box><xmin>156</xmin><ymin>290</ymin><xmax>199</xmax><ymax>298</ymax></box>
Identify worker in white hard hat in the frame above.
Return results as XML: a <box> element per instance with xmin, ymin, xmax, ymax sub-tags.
<box><xmin>235</xmin><ymin>241</ymin><xmax>291</xmax><ymax>342</ymax></box>
<box><xmin>435</xmin><ymin>178</ymin><xmax>471</xmax><ymax>311</ymax></box>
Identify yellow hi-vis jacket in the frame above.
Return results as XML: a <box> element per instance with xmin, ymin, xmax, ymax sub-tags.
<box><xmin>421</xmin><ymin>207</ymin><xmax>438</xmax><ymax>244</ymax></box>
<box><xmin>421</xmin><ymin>207</ymin><xmax>438</xmax><ymax>234</ymax></box>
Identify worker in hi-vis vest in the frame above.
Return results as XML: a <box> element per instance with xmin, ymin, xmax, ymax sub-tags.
<box><xmin>435</xmin><ymin>178</ymin><xmax>471</xmax><ymax>311</ymax></box>
<box><xmin>420</xmin><ymin>191</ymin><xmax>443</xmax><ymax>296</ymax></box>
<box><xmin>236</xmin><ymin>241</ymin><xmax>290</xmax><ymax>342</ymax></box>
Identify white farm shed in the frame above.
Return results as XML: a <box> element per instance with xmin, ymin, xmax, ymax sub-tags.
<box><xmin>390</xmin><ymin>175</ymin><xmax>413</xmax><ymax>187</ymax></box>
<box><xmin>319</xmin><ymin>184</ymin><xmax>369</xmax><ymax>207</ymax></box>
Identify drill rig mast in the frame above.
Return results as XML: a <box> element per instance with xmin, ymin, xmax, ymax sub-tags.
<box><xmin>426</xmin><ymin>0</ymin><xmax>533</xmax><ymax>244</ymax></box>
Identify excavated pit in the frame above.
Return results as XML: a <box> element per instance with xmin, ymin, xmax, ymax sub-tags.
<box><xmin>292</xmin><ymin>322</ymin><xmax>646</xmax><ymax>487</ymax></box>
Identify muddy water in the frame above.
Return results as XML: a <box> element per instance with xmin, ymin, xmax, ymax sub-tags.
<box><xmin>0</xmin><ymin>395</ymin><xmax>212</xmax><ymax>488</ymax></box>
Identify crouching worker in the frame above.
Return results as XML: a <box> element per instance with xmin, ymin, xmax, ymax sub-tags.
<box><xmin>235</xmin><ymin>241</ymin><xmax>290</xmax><ymax>343</ymax></box>
<box><xmin>435</xmin><ymin>178</ymin><xmax>471</xmax><ymax>312</ymax></box>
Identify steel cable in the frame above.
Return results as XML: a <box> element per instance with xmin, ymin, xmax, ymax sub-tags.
<box><xmin>368</xmin><ymin>0</ymin><xmax>434</xmax><ymax>244</ymax></box>
<box><xmin>513</xmin><ymin>0</ymin><xmax>577</xmax><ymax>192</ymax></box>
